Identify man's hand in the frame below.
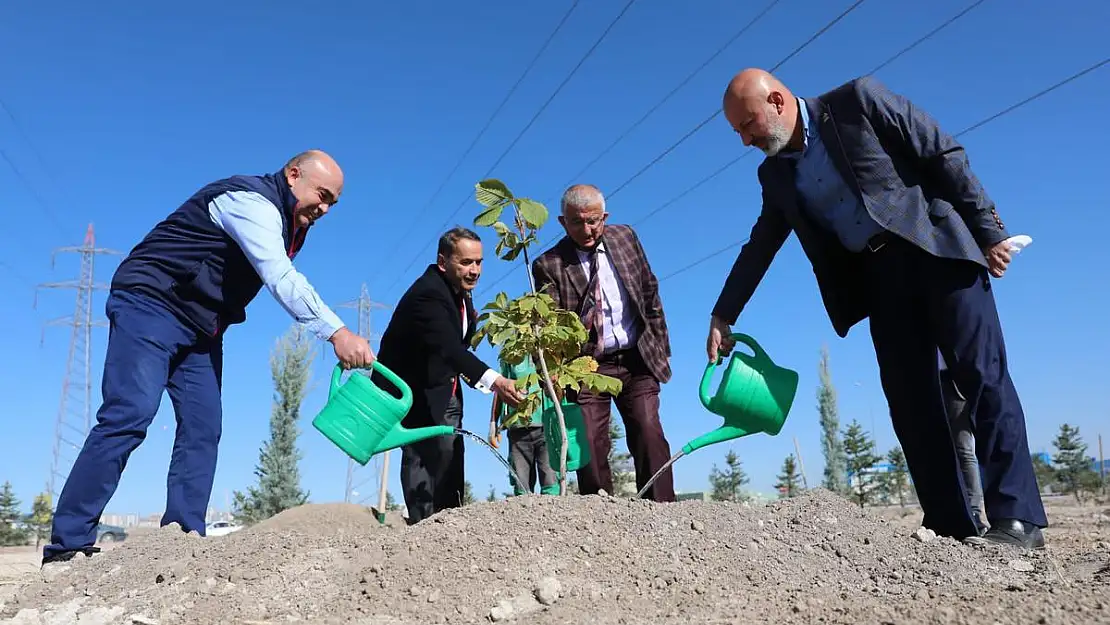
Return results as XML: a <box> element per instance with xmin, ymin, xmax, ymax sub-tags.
<box><xmin>983</xmin><ymin>240</ymin><xmax>1012</xmax><ymax>278</ymax></box>
<box><xmin>329</xmin><ymin>327</ymin><xmax>375</xmax><ymax>369</ymax></box>
<box><xmin>491</xmin><ymin>375</ymin><xmax>525</xmax><ymax>407</ymax></box>
<box><xmin>706</xmin><ymin>315</ymin><xmax>736</xmax><ymax>362</ymax></box>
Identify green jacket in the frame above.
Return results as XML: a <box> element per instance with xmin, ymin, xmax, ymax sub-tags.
<box><xmin>498</xmin><ymin>356</ymin><xmax>544</xmax><ymax>428</ymax></box>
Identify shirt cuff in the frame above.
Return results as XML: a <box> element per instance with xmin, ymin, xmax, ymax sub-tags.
<box><xmin>474</xmin><ymin>369</ymin><xmax>500</xmax><ymax>394</ymax></box>
<box><xmin>303</xmin><ymin>310</ymin><xmax>346</xmax><ymax>342</ymax></box>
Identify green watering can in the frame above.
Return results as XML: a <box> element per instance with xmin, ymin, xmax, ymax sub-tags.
<box><xmin>688</xmin><ymin>333</ymin><xmax>799</xmax><ymax>454</ymax></box>
<box><xmin>637</xmin><ymin>333</ymin><xmax>799</xmax><ymax>499</ymax></box>
<box><xmin>312</xmin><ymin>362</ymin><xmax>455</xmax><ymax>465</ymax></box>
<box><xmin>542</xmin><ymin>396</ymin><xmax>591</xmax><ymax>476</ymax></box>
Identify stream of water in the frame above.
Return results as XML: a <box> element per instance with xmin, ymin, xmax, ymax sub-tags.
<box><xmin>635</xmin><ymin>450</ymin><xmax>686</xmax><ymax>498</ymax></box>
<box><xmin>455</xmin><ymin>428</ymin><xmax>529</xmax><ymax>495</ymax></box>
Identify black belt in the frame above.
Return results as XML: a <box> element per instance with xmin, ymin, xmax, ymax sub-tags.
<box><xmin>864</xmin><ymin>230</ymin><xmax>893</xmax><ymax>253</ymax></box>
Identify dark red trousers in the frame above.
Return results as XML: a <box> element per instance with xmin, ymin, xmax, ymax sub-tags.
<box><xmin>574</xmin><ymin>346</ymin><xmax>675</xmax><ymax>502</ymax></box>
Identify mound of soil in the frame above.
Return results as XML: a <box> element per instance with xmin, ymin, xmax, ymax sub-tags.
<box><xmin>2</xmin><ymin>490</ymin><xmax>1107</xmax><ymax>624</ymax></box>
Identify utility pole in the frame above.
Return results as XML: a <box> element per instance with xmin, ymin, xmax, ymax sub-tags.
<box><xmin>336</xmin><ymin>284</ymin><xmax>389</xmax><ymax>511</ymax></box>
<box><xmin>35</xmin><ymin>224</ymin><xmax>120</xmax><ymax>504</ymax></box>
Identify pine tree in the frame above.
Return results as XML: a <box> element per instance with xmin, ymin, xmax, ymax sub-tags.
<box><xmin>817</xmin><ymin>346</ymin><xmax>847</xmax><ymax>494</ymax></box>
<box><xmin>608</xmin><ymin>421</ymin><xmax>636</xmax><ymax>497</ymax></box>
<box><xmin>384</xmin><ymin>491</ymin><xmax>402</xmax><ymax>511</ymax></box>
<box><xmin>883</xmin><ymin>447</ymin><xmax>910</xmax><ymax>507</ymax></box>
<box><xmin>26</xmin><ymin>491</ymin><xmax>53</xmax><ymax>549</ymax></box>
<box><xmin>486</xmin><ymin>485</ymin><xmax>497</xmax><ymax>502</ymax></box>
<box><xmin>1052</xmin><ymin>424</ymin><xmax>1100</xmax><ymax>503</ymax></box>
<box><xmin>1031</xmin><ymin>452</ymin><xmax>1056</xmax><ymax>493</ymax></box>
<box><xmin>709</xmin><ymin>450</ymin><xmax>750</xmax><ymax>502</ymax></box>
<box><xmin>773</xmin><ymin>454</ymin><xmax>802</xmax><ymax>498</ymax></box>
<box><xmin>462</xmin><ymin>481</ymin><xmax>475</xmax><ymax>505</ymax></box>
<box><xmin>842</xmin><ymin>420</ymin><xmax>881</xmax><ymax>509</ymax></box>
<box><xmin>232</xmin><ymin>324</ymin><xmax>314</xmax><ymax>524</ymax></box>
<box><xmin>0</xmin><ymin>481</ymin><xmax>27</xmax><ymax>546</ymax></box>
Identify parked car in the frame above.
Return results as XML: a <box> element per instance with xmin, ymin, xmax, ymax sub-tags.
<box><xmin>205</xmin><ymin>520</ymin><xmax>243</xmax><ymax>537</ymax></box>
<box><xmin>96</xmin><ymin>523</ymin><xmax>127</xmax><ymax>543</ymax></box>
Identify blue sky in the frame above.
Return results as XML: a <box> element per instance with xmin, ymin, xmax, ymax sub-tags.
<box><xmin>1</xmin><ymin>0</ymin><xmax>1107</xmax><ymax>517</ymax></box>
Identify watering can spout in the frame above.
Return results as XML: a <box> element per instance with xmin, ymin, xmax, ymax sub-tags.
<box><xmin>375</xmin><ymin>424</ymin><xmax>456</xmax><ymax>454</ymax></box>
<box><xmin>682</xmin><ymin>425</ymin><xmax>751</xmax><ymax>455</ymax></box>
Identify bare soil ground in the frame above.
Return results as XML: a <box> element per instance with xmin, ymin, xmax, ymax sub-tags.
<box><xmin>1</xmin><ymin>490</ymin><xmax>1107</xmax><ymax>625</ymax></box>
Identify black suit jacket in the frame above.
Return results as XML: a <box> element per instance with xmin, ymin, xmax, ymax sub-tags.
<box><xmin>712</xmin><ymin>76</ymin><xmax>1010</xmax><ymax>338</ymax></box>
<box><xmin>373</xmin><ymin>265</ymin><xmax>490</xmax><ymax>428</ymax></box>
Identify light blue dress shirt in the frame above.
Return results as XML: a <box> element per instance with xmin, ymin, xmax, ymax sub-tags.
<box><xmin>782</xmin><ymin>97</ymin><xmax>884</xmax><ymax>252</ymax></box>
<box><xmin>206</xmin><ymin>190</ymin><xmax>345</xmax><ymax>342</ymax></box>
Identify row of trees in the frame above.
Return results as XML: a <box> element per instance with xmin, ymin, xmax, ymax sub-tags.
<box><xmin>814</xmin><ymin>347</ymin><xmax>1106</xmax><ymax>508</ymax></box>
<box><xmin>0</xmin><ymin>482</ymin><xmax>54</xmax><ymax>547</ymax></box>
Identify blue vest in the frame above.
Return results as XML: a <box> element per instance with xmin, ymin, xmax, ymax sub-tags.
<box><xmin>111</xmin><ymin>169</ymin><xmax>310</xmax><ymax>336</ymax></box>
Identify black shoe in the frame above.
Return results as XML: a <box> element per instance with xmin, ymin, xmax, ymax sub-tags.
<box><xmin>965</xmin><ymin>518</ymin><xmax>1045</xmax><ymax>550</ymax></box>
<box><xmin>41</xmin><ymin>546</ymin><xmax>100</xmax><ymax>567</ymax></box>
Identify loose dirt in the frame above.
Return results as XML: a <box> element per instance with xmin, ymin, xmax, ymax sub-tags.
<box><xmin>2</xmin><ymin>490</ymin><xmax>1108</xmax><ymax>624</ymax></box>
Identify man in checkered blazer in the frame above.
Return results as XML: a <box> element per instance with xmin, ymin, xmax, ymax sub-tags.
<box><xmin>707</xmin><ymin>68</ymin><xmax>1045</xmax><ymax>549</ymax></box>
<box><xmin>532</xmin><ymin>184</ymin><xmax>675</xmax><ymax>502</ymax></box>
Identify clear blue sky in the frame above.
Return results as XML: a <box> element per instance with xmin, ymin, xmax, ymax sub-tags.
<box><xmin>1</xmin><ymin>0</ymin><xmax>1107</xmax><ymax>516</ymax></box>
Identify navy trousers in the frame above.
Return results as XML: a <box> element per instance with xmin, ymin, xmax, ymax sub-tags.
<box><xmin>44</xmin><ymin>290</ymin><xmax>223</xmax><ymax>558</ymax></box>
<box><xmin>865</xmin><ymin>236</ymin><xmax>1046</xmax><ymax>540</ymax></box>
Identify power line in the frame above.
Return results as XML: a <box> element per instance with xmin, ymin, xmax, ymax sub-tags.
<box><xmin>653</xmin><ymin>55</ymin><xmax>1110</xmax><ymax>284</ymax></box>
<box><xmin>369</xmin><ymin>0</ymin><xmax>582</xmax><ymax>283</ymax></box>
<box><xmin>554</xmin><ymin>0</ymin><xmax>785</xmax><ymax>190</ymax></box>
<box><xmin>475</xmin><ymin>0</ymin><xmax>870</xmax><ymax>298</ymax></box>
<box><xmin>0</xmin><ymin>148</ymin><xmax>67</xmax><ymax>237</ymax></box>
<box><xmin>382</xmin><ymin>0</ymin><xmax>639</xmax><ymax>296</ymax></box>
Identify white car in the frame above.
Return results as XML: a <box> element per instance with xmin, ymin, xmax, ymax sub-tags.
<box><xmin>206</xmin><ymin>520</ymin><xmax>243</xmax><ymax>537</ymax></box>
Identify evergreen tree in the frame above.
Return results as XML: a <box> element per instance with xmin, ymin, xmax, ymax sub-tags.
<box><xmin>842</xmin><ymin>420</ymin><xmax>881</xmax><ymax>509</ymax></box>
<box><xmin>384</xmin><ymin>491</ymin><xmax>402</xmax><ymax>511</ymax></box>
<box><xmin>1031</xmin><ymin>452</ymin><xmax>1056</xmax><ymax>493</ymax></box>
<box><xmin>1051</xmin><ymin>424</ymin><xmax>1101</xmax><ymax>503</ymax></box>
<box><xmin>26</xmin><ymin>491</ymin><xmax>53</xmax><ymax>549</ymax></box>
<box><xmin>709</xmin><ymin>450</ymin><xmax>750</xmax><ymax>502</ymax></box>
<box><xmin>883</xmin><ymin>447</ymin><xmax>910</xmax><ymax>507</ymax></box>
<box><xmin>486</xmin><ymin>485</ymin><xmax>497</xmax><ymax>502</ymax></box>
<box><xmin>462</xmin><ymin>481</ymin><xmax>475</xmax><ymax>505</ymax></box>
<box><xmin>232</xmin><ymin>324</ymin><xmax>314</xmax><ymax>524</ymax></box>
<box><xmin>773</xmin><ymin>454</ymin><xmax>802</xmax><ymax>498</ymax></box>
<box><xmin>0</xmin><ymin>481</ymin><xmax>27</xmax><ymax>546</ymax></box>
<box><xmin>608</xmin><ymin>421</ymin><xmax>636</xmax><ymax>497</ymax></box>
<box><xmin>817</xmin><ymin>346</ymin><xmax>847</xmax><ymax>494</ymax></box>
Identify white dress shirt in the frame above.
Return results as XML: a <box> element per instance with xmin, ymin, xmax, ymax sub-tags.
<box><xmin>576</xmin><ymin>241</ymin><xmax>639</xmax><ymax>354</ymax></box>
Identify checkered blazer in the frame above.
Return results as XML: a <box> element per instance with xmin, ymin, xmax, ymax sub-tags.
<box><xmin>531</xmin><ymin>224</ymin><xmax>672</xmax><ymax>384</ymax></box>
<box><xmin>712</xmin><ymin>76</ymin><xmax>1010</xmax><ymax>338</ymax></box>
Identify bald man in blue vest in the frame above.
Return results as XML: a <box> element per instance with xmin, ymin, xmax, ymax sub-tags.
<box><xmin>42</xmin><ymin>150</ymin><xmax>373</xmax><ymax>566</ymax></box>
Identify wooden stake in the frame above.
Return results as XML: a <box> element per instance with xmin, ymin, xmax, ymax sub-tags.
<box><xmin>793</xmin><ymin>436</ymin><xmax>809</xmax><ymax>489</ymax></box>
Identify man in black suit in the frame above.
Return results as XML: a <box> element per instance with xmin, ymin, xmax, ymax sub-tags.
<box><xmin>374</xmin><ymin>227</ymin><xmax>524</xmax><ymax>524</ymax></box>
<box><xmin>706</xmin><ymin>68</ymin><xmax>1045</xmax><ymax>548</ymax></box>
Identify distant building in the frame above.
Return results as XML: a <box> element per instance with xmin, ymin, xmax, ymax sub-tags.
<box><xmin>675</xmin><ymin>491</ymin><xmax>708</xmax><ymax>502</ymax></box>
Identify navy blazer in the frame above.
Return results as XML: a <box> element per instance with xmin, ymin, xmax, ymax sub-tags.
<box><xmin>712</xmin><ymin>76</ymin><xmax>1010</xmax><ymax>337</ymax></box>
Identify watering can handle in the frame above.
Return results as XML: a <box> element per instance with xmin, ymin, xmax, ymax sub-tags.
<box><xmin>729</xmin><ymin>332</ymin><xmax>772</xmax><ymax>365</ymax></box>
<box><xmin>699</xmin><ymin>333</ymin><xmax>773</xmax><ymax>409</ymax></box>
<box><xmin>329</xmin><ymin>361</ymin><xmax>413</xmax><ymax>406</ymax></box>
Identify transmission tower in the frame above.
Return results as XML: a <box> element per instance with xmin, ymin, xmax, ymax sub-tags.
<box><xmin>35</xmin><ymin>224</ymin><xmax>121</xmax><ymax>503</ymax></box>
<box><xmin>336</xmin><ymin>284</ymin><xmax>389</xmax><ymax>508</ymax></box>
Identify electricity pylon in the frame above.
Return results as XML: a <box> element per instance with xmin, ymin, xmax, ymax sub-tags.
<box><xmin>35</xmin><ymin>224</ymin><xmax>121</xmax><ymax>503</ymax></box>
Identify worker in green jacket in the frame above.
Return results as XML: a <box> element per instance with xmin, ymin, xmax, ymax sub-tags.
<box><xmin>488</xmin><ymin>354</ymin><xmax>559</xmax><ymax>495</ymax></box>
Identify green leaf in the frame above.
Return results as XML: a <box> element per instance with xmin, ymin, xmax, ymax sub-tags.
<box><xmin>475</xmin><ymin>204</ymin><xmax>504</xmax><ymax>227</ymax></box>
<box><xmin>516</xmin><ymin>197</ymin><xmax>548</xmax><ymax>229</ymax></box>
<box><xmin>492</xmin><ymin>221</ymin><xmax>511</xmax><ymax>235</ymax></box>
<box><xmin>495</xmin><ymin>292</ymin><xmax>509</xmax><ymax>310</ymax></box>
<box><xmin>475</xmin><ymin>179</ymin><xmax>513</xmax><ymax>207</ymax></box>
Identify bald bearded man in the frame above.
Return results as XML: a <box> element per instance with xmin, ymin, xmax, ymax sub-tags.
<box><xmin>43</xmin><ymin>151</ymin><xmax>374</xmax><ymax>566</ymax></box>
<box><xmin>706</xmin><ymin>69</ymin><xmax>1045</xmax><ymax>549</ymax></box>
